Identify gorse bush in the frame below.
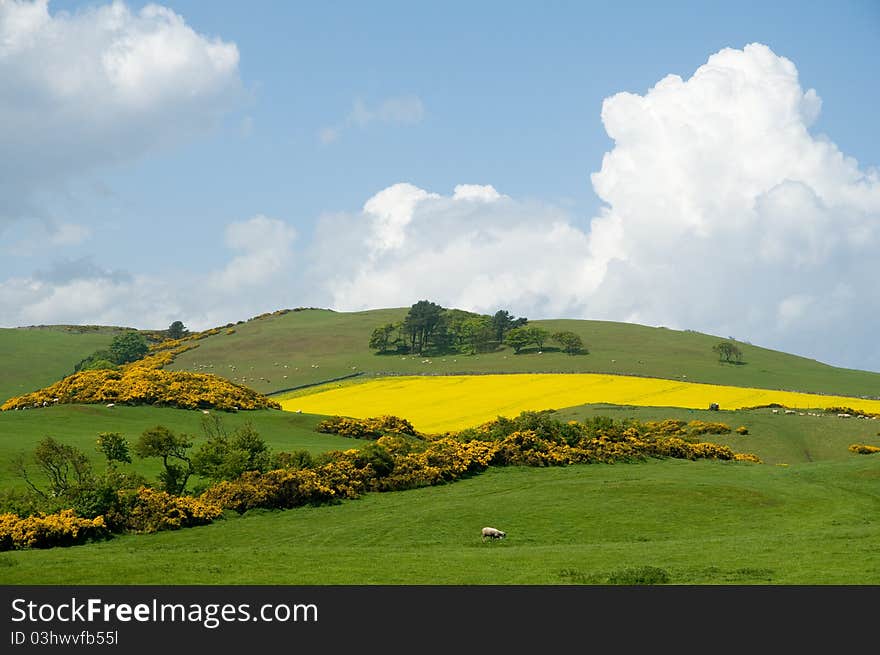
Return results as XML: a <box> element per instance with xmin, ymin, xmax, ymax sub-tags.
<box><xmin>2</xmin><ymin>345</ymin><xmax>280</xmax><ymax>412</ymax></box>
<box><xmin>848</xmin><ymin>444</ymin><xmax>880</xmax><ymax>455</ymax></box>
<box><xmin>120</xmin><ymin>488</ymin><xmax>223</xmax><ymax>534</ymax></box>
<box><xmin>315</xmin><ymin>415</ymin><xmax>418</xmax><ymax>439</ymax></box>
<box><xmin>0</xmin><ymin>510</ymin><xmax>109</xmax><ymax>551</ymax></box>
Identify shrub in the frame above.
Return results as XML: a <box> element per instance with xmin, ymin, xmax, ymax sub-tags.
<box><xmin>848</xmin><ymin>444</ymin><xmax>880</xmax><ymax>455</ymax></box>
<box><xmin>121</xmin><ymin>488</ymin><xmax>223</xmax><ymax>534</ymax></box>
<box><xmin>316</xmin><ymin>415</ymin><xmax>418</xmax><ymax>439</ymax></box>
<box><xmin>736</xmin><ymin>426</ymin><xmax>749</xmax><ymax>435</ymax></box>
<box><xmin>0</xmin><ymin>510</ymin><xmax>109</xmax><ymax>551</ymax></box>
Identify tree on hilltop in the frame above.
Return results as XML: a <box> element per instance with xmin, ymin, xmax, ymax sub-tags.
<box><xmin>167</xmin><ymin>321</ymin><xmax>188</xmax><ymax>340</ymax></box>
<box><xmin>402</xmin><ymin>300</ymin><xmax>445</xmax><ymax>354</ymax></box>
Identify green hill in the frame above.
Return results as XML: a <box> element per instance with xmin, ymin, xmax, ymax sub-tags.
<box><xmin>0</xmin><ymin>325</ymin><xmax>128</xmax><ymax>404</ymax></box>
<box><xmin>164</xmin><ymin>308</ymin><xmax>880</xmax><ymax>399</ymax></box>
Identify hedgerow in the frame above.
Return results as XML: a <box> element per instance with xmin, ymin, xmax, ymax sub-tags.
<box><xmin>204</xmin><ymin>411</ymin><xmax>762</xmax><ymax>514</ymax></box>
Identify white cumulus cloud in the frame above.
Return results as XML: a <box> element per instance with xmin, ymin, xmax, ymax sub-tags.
<box><xmin>311</xmin><ymin>43</ymin><xmax>880</xmax><ymax>370</ymax></box>
<box><xmin>0</xmin><ymin>0</ymin><xmax>242</xmax><ymax>230</ymax></box>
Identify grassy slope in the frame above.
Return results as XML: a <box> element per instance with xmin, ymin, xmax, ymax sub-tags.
<box><xmin>0</xmin><ymin>326</ymin><xmax>123</xmax><ymax>404</ymax></box>
<box><xmin>0</xmin><ymin>405</ymin><xmax>352</xmax><ymax>492</ymax></box>
<box><xmin>165</xmin><ymin>309</ymin><xmax>880</xmax><ymax>399</ymax></box>
<box><xmin>3</xmin><ymin>457</ymin><xmax>880</xmax><ymax>584</ymax></box>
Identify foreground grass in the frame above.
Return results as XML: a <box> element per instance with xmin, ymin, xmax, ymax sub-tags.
<box><xmin>0</xmin><ymin>405</ymin><xmax>346</xmax><ymax>491</ymax></box>
<box><xmin>2</xmin><ymin>457</ymin><xmax>879</xmax><ymax>584</ymax></box>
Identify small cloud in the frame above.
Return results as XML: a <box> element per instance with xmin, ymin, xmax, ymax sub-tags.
<box><xmin>49</xmin><ymin>223</ymin><xmax>91</xmax><ymax>246</ymax></box>
<box><xmin>33</xmin><ymin>256</ymin><xmax>131</xmax><ymax>285</ymax></box>
<box><xmin>319</xmin><ymin>94</ymin><xmax>425</xmax><ymax>143</ymax></box>
<box><xmin>240</xmin><ymin>115</ymin><xmax>254</xmax><ymax>137</ymax></box>
<box><xmin>319</xmin><ymin>126</ymin><xmax>340</xmax><ymax>144</ymax></box>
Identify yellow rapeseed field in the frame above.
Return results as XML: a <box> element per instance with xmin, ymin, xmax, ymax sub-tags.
<box><xmin>278</xmin><ymin>373</ymin><xmax>880</xmax><ymax>433</ymax></box>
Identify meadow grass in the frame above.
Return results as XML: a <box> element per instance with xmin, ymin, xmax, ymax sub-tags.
<box><xmin>0</xmin><ymin>404</ymin><xmax>349</xmax><ymax>491</ymax></box>
<box><xmin>2</xmin><ymin>457</ymin><xmax>879</xmax><ymax>585</ymax></box>
<box><xmin>0</xmin><ymin>326</ymin><xmax>119</xmax><ymax>404</ymax></box>
<box><xmin>164</xmin><ymin>309</ymin><xmax>880</xmax><ymax>398</ymax></box>
<box><xmin>277</xmin><ymin>373</ymin><xmax>880</xmax><ymax>434</ymax></box>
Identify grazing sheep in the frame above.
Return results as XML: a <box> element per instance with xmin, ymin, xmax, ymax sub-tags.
<box><xmin>481</xmin><ymin>527</ymin><xmax>506</xmax><ymax>542</ymax></box>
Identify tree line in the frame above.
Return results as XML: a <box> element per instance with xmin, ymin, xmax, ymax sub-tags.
<box><xmin>368</xmin><ymin>300</ymin><xmax>586</xmax><ymax>356</ymax></box>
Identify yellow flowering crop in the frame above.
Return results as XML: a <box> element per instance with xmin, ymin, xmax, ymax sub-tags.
<box><xmin>279</xmin><ymin>373</ymin><xmax>880</xmax><ymax>433</ymax></box>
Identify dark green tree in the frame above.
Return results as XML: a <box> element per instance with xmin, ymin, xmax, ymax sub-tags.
<box><xmin>459</xmin><ymin>316</ymin><xmax>495</xmax><ymax>354</ymax></box>
<box><xmin>109</xmin><ymin>331</ymin><xmax>149</xmax><ymax>365</ymax></box>
<box><xmin>505</xmin><ymin>326</ymin><xmax>532</xmax><ymax>354</ymax></box>
<box><xmin>96</xmin><ymin>432</ymin><xmax>131</xmax><ymax>468</ymax></box>
<box><xmin>134</xmin><ymin>425</ymin><xmax>194</xmax><ymax>495</ymax></box>
<box><xmin>492</xmin><ymin>310</ymin><xmax>527</xmax><ymax>342</ymax></box>
<box><xmin>167</xmin><ymin>321</ymin><xmax>187</xmax><ymax>339</ymax></box>
<box><xmin>713</xmin><ymin>341</ymin><xmax>743</xmax><ymax>363</ymax></box>
<box><xmin>552</xmin><ymin>331</ymin><xmax>586</xmax><ymax>355</ymax></box>
<box><xmin>402</xmin><ymin>300</ymin><xmax>445</xmax><ymax>354</ymax></box>
<box><xmin>525</xmin><ymin>326</ymin><xmax>549</xmax><ymax>350</ymax></box>
<box><xmin>192</xmin><ymin>416</ymin><xmax>270</xmax><ymax>483</ymax></box>
<box><xmin>368</xmin><ymin>323</ymin><xmax>398</xmax><ymax>353</ymax></box>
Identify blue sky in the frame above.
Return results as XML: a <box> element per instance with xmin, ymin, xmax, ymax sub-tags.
<box><xmin>1</xmin><ymin>0</ymin><xmax>879</xmax><ymax>371</ymax></box>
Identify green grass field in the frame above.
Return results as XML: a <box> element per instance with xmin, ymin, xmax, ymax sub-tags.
<box><xmin>165</xmin><ymin>308</ymin><xmax>880</xmax><ymax>399</ymax></box>
<box><xmin>0</xmin><ymin>326</ymin><xmax>123</xmax><ymax>404</ymax></box>
<box><xmin>2</xmin><ymin>457</ymin><xmax>879</xmax><ymax>584</ymax></box>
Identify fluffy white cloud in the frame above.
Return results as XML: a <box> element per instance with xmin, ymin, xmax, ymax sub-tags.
<box><xmin>312</xmin><ymin>43</ymin><xmax>880</xmax><ymax>370</ymax></box>
<box><xmin>209</xmin><ymin>215</ymin><xmax>297</xmax><ymax>291</ymax></box>
<box><xmin>0</xmin><ymin>0</ymin><xmax>242</xmax><ymax>228</ymax></box>
<box><xmin>309</xmin><ymin>182</ymin><xmax>597</xmax><ymax>318</ymax></box>
<box><xmin>583</xmin><ymin>42</ymin><xmax>879</xmax><ymax>367</ymax></box>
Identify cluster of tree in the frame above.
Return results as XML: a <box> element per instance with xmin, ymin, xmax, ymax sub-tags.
<box><xmin>713</xmin><ymin>340</ymin><xmax>744</xmax><ymax>363</ymax></box>
<box><xmin>369</xmin><ymin>301</ymin><xmax>587</xmax><ymax>356</ymax></box>
<box><xmin>369</xmin><ymin>301</ymin><xmax>528</xmax><ymax>355</ymax></box>
<box><xmin>504</xmin><ymin>327</ymin><xmax>585</xmax><ymax>355</ymax></box>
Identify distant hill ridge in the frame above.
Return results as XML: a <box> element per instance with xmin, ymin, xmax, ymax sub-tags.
<box><xmin>4</xmin><ymin>307</ymin><xmax>880</xmax><ymax>405</ymax></box>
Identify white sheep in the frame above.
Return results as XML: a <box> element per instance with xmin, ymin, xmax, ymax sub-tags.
<box><xmin>481</xmin><ymin>527</ymin><xmax>507</xmax><ymax>542</ymax></box>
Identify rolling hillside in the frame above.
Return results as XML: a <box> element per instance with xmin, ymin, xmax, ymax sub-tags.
<box><xmin>163</xmin><ymin>307</ymin><xmax>880</xmax><ymax>399</ymax></box>
<box><xmin>0</xmin><ymin>325</ymin><xmax>127</xmax><ymax>404</ymax></box>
